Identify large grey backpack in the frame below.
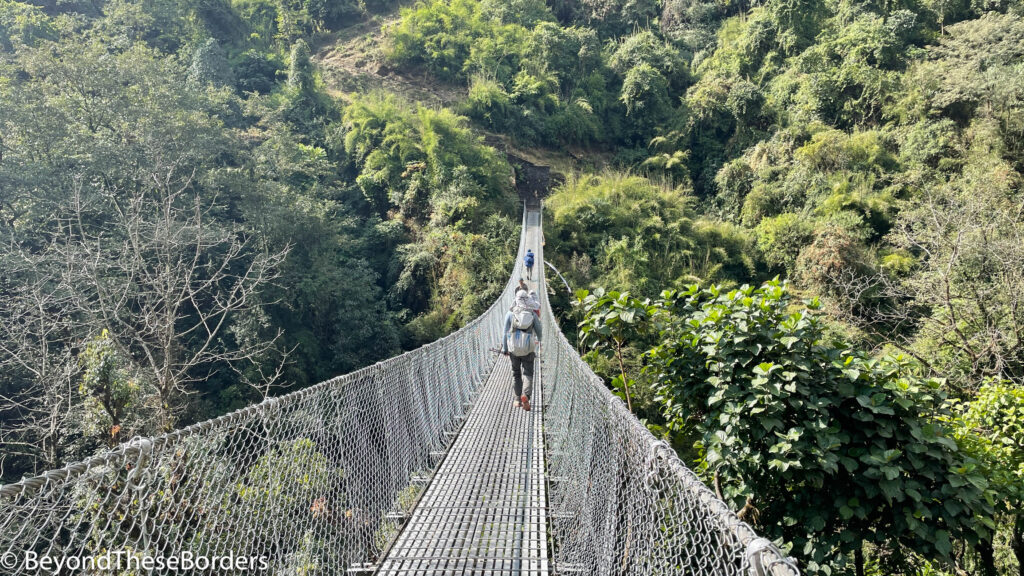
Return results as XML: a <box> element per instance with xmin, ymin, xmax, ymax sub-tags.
<box><xmin>506</xmin><ymin>327</ymin><xmax>536</xmax><ymax>357</ymax></box>
<box><xmin>511</xmin><ymin>305</ymin><xmax>534</xmax><ymax>330</ymax></box>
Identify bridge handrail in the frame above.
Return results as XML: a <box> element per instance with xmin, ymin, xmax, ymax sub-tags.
<box><xmin>535</xmin><ymin>206</ymin><xmax>800</xmax><ymax>576</ymax></box>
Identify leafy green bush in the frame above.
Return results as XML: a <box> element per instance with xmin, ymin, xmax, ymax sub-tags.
<box><xmin>386</xmin><ymin>0</ymin><xmax>492</xmax><ymax>82</ymax></box>
<box><xmin>949</xmin><ymin>380</ymin><xmax>1024</xmax><ymax>512</ymax></box>
<box><xmin>237</xmin><ymin>438</ymin><xmax>344</xmax><ymax>555</ymax></box>
<box><xmin>644</xmin><ymin>282</ymin><xmax>995</xmax><ymax>574</ymax></box>
<box><xmin>794</xmin><ymin>224</ymin><xmax>874</xmax><ymax>298</ymax></box>
<box><xmin>570</xmin><ymin>0</ymin><xmax>661</xmax><ymax>38</ymax></box>
<box><xmin>234</xmin><ymin>48</ymin><xmax>283</xmax><ymax>93</ymax></box>
<box><xmin>608</xmin><ymin>30</ymin><xmax>689</xmax><ymax>92</ymax></box>
<box><xmin>478</xmin><ymin>0</ymin><xmax>552</xmax><ymax>27</ymax></box>
<box><xmin>462</xmin><ymin>76</ymin><xmax>516</xmax><ymax>132</ymax></box>
<box><xmin>78</xmin><ymin>331</ymin><xmax>153</xmax><ymax>446</ymax></box>
<box><xmin>619</xmin><ymin>62</ymin><xmax>671</xmax><ymax>121</ymax></box>
<box><xmin>188</xmin><ymin>38</ymin><xmax>235</xmax><ymax>87</ymax></box>
<box><xmin>755</xmin><ymin>212</ymin><xmax>815</xmax><ymax>273</ymax></box>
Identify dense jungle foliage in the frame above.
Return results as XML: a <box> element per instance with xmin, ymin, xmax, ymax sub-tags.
<box><xmin>0</xmin><ymin>0</ymin><xmax>517</xmax><ymax>476</ymax></box>
<box><xmin>1</xmin><ymin>0</ymin><xmax>1022</xmax><ymax>574</ymax></box>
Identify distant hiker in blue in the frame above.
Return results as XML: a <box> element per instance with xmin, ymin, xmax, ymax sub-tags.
<box><xmin>501</xmin><ymin>290</ymin><xmax>542</xmax><ymax>411</ymax></box>
<box><xmin>524</xmin><ymin>249</ymin><xmax>535</xmax><ymax>280</ymax></box>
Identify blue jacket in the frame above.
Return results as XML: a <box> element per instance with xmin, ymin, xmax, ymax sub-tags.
<box><xmin>524</xmin><ymin>252</ymin><xmax>535</xmax><ymax>267</ymax></box>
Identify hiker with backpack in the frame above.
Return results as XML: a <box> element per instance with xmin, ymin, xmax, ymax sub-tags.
<box><xmin>524</xmin><ymin>249</ymin><xmax>535</xmax><ymax>280</ymax></box>
<box><xmin>501</xmin><ymin>289</ymin><xmax>543</xmax><ymax>411</ymax></box>
<box><xmin>510</xmin><ymin>287</ymin><xmax>541</xmax><ymax>318</ymax></box>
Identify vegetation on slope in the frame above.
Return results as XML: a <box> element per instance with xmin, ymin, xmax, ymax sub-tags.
<box><xmin>0</xmin><ymin>0</ymin><xmax>516</xmax><ymax>480</ymax></box>
<box><xmin>1</xmin><ymin>0</ymin><xmax>1022</xmax><ymax>574</ymax></box>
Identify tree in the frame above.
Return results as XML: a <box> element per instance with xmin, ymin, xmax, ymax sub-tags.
<box><xmin>794</xmin><ymin>223</ymin><xmax>875</xmax><ymax>307</ymax></box>
<box><xmin>288</xmin><ymin>38</ymin><xmax>314</xmax><ymax>92</ymax></box>
<box><xmin>619</xmin><ymin>63</ymin><xmax>671</xmax><ymax>122</ymax></box>
<box><xmin>478</xmin><ymin>0</ymin><xmax>552</xmax><ymax>27</ymax></box>
<box><xmin>644</xmin><ymin>282</ymin><xmax>994</xmax><ymax>575</ymax></box>
<box><xmin>608</xmin><ymin>30</ymin><xmax>689</xmax><ymax>93</ymax></box>
<box><xmin>237</xmin><ymin>438</ymin><xmax>343</xmax><ymax>554</ymax></box>
<box><xmin>187</xmin><ymin>37</ymin><xmax>235</xmax><ymax>88</ymax></box>
<box><xmin>341</xmin><ymin>92</ymin><xmax>511</xmax><ymax>222</ymax></box>
<box><xmin>0</xmin><ymin>0</ymin><xmax>57</xmax><ymax>51</ymax></box>
<box><xmin>576</xmin><ymin>0</ymin><xmax>660</xmax><ymax>38</ymax></box>
<box><xmin>235</xmin><ymin>49</ymin><xmax>282</xmax><ymax>94</ymax></box>
<box><xmin>660</xmin><ymin>0</ymin><xmax>727</xmax><ymax>56</ymax></box>
<box><xmin>881</xmin><ymin>123</ymin><xmax>1024</xmax><ymax>391</ymax></box>
<box><xmin>62</xmin><ymin>182</ymin><xmax>289</xmax><ymax>431</ymax></box>
<box><xmin>242</xmin><ymin>155</ymin><xmax>403</xmax><ymax>383</ymax></box>
<box><xmin>755</xmin><ymin>212</ymin><xmax>815</xmax><ymax>273</ymax></box>
<box><xmin>1</xmin><ymin>36</ymin><xmax>295</xmax><ymax>430</ymax></box>
<box><xmin>546</xmin><ymin>172</ymin><xmax>755</xmax><ymax>294</ymax></box>
<box><xmin>385</xmin><ymin>0</ymin><xmax>484</xmax><ymax>82</ymax></box>
<box><xmin>0</xmin><ymin>252</ymin><xmax>79</xmax><ymax>479</ymax></box>
<box><xmin>576</xmin><ymin>288</ymin><xmax>655</xmax><ymax>411</ymax></box>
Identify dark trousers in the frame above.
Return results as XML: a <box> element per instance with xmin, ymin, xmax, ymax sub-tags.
<box><xmin>510</xmin><ymin>353</ymin><xmax>535</xmax><ymax>400</ymax></box>
<box><xmin>526</xmin><ymin>265</ymin><xmax>533</xmax><ymax>279</ymax></box>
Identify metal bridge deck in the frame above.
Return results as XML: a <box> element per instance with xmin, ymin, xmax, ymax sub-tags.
<box><xmin>377</xmin><ymin>210</ymin><xmax>548</xmax><ymax>576</ymax></box>
<box><xmin>375</xmin><ymin>358</ymin><xmax>548</xmax><ymax>575</ymax></box>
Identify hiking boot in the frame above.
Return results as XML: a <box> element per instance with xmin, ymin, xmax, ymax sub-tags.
<box><xmin>520</xmin><ymin>395</ymin><xmax>531</xmax><ymax>411</ymax></box>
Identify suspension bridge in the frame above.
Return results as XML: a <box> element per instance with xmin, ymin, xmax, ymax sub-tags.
<box><xmin>0</xmin><ymin>206</ymin><xmax>800</xmax><ymax>575</ymax></box>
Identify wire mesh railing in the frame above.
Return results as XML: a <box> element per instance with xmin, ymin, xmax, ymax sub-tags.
<box><xmin>535</xmin><ymin>208</ymin><xmax>801</xmax><ymax>576</ymax></box>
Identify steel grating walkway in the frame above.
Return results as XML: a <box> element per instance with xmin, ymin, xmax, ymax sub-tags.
<box><xmin>376</xmin><ymin>210</ymin><xmax>548</xmax><ymax>576</ymax></box>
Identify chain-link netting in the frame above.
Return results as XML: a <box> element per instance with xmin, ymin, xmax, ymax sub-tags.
<box><xmin>0</xmin><ymin>213</ymin><xmax>529</xmax><ymax>575</ymax></box>
<box><xmin>535</xmin><ymin>210</ymin><xmax>801</xmax><ymax>576</ymax></box>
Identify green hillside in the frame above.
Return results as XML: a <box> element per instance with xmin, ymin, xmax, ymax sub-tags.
<box><xmin>0</xmin><ymin>0</ymin><xmax>1021</xmax><ymax>574</ymax></box>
